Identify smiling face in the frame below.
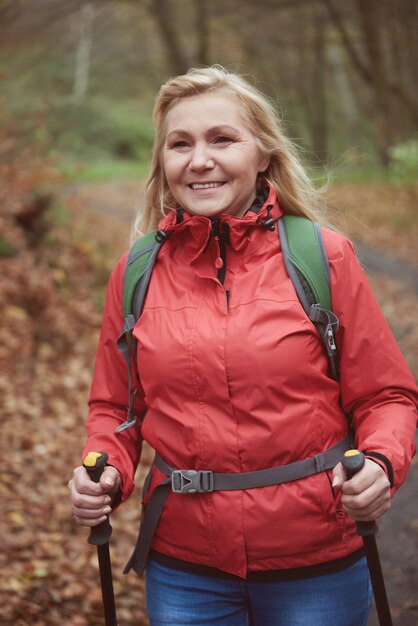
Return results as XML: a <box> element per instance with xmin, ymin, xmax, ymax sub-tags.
<box><xmin>162</xmin><ymin>93</ymin><xmax>270</xmax><ymax>218</ymax></box>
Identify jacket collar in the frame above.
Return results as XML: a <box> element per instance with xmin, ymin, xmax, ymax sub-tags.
<box><xmin>174</xmin><ymin>187</ymin><xmax>270</xmax><ymax>224</ymax></box>
<box><xmin>243</xmin><ymin>187</ymin><xmax>270</xmax><ymax>217</ymax></box>
<box><xmin>156</xmin><ymin>186</ymin><xmax>284</xmax><ymax>266</ymax></box>
<box><xmin>158</xmin><ymin>185</ymin><xmax>283</xmax><ymax>248</ymax></box>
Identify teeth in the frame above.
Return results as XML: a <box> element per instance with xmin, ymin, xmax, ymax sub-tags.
<box><xmin>191</xmin><ymin>182</ymin><xmax>223</xmax><ymax>189</ymax></box>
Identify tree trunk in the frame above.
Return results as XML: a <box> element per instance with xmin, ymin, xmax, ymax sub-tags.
<box><xmin>310</xmin><ymin>3</ymin><xmax>328</xmax><ymax>164</ymax></box>
<box><xmin>195</xmin><ymin>0</ymin><xmax>210</xmax><ymax>66</ymax></box>
<box><xmin>72</xmin><ymin>2</ymin><xmax>95</xmax><ymax>103</ymax></box>
<box><xmin>354</xmin><ymin>0</ymin><xmax>391</xmax><ymax>166</ymax></box>
<box><xmin>148</xmin><ymin>0</ymin><xmax>190</xmax><ymax>75</ymax></box>
<box><xmin>327</xmin><ymin>38</ymin><xmax>360</xmax><ymax>147</ymax></box>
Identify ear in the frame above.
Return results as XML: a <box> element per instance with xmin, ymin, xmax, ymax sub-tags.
<box><xmin>258</xmin><ymin>154</ymin><xmax>270</xmax><ymax>173</ymax></box>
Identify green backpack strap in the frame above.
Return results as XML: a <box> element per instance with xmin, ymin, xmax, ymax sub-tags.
<box><xmin>122</xmin><ymin>230</ymin><xmax>161</xmax><ymax>320</ymax></box>
<box><xmin>278</xmin><ymin>215</ymin><xmax>340</xmax><ymax>380</ymax></box>
<box><xmin>115</xmin><ymin>229</ymin><xmax>169</xmax><ymax>433</ymax></box>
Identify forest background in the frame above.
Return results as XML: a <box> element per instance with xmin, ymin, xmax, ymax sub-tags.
<box><xmin>0</xmin><ymin>1</ymin><xmax>417</xmax><ymax>625</ymax></box>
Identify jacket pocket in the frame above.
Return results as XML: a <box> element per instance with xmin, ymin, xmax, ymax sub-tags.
<box><xmin>323</xmin><ymin>469</ymin><xmax>349</xmax><ymax>540</ymax></box>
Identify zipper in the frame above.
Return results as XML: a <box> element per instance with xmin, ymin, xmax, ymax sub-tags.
<box><xmin>209</xmin><ymin>218</ymin><xmax>231</xmax><ymax>306</ymax></box>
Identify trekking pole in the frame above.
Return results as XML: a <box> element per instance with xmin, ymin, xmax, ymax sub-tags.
<box><xmin>83</xmin><ymin>451</ymin><xmax>118</xmax><ymax>626</ymax></box>
<box><xmin>342</xmin><ymin>450</ymin><xmax>393</xmax><ymax>626</ymax></box>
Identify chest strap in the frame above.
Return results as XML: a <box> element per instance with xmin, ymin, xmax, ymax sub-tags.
<box><xmin>124</xmin><ymin>434</ymin><xmax>353</xmax><ymax>576</ymax></box>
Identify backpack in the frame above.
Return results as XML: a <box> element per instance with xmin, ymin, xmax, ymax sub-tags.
<box><xmin>115</xmin><ymin>215</ymin><xmax>340</xmax><ymax>433</ymax></box>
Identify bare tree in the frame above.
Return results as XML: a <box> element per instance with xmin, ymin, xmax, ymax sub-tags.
<box><xmin>327</xmin><ymin>38</ymin><xmax>360</xmax><ymax>147</ymax></box>
<box><xmin>307</xmin><ymin>1</ymin><xmax>329</xmax><ymax>163</ymax></box>
<box><xmin>195</xmin><ymin>0</ymin><xmax>210</xmax><ymax>66</ymax></box>
<box><xmin>72</xmin><ymin>2</ymin><xmax>96</xmax><ymax>102</ymax></box>
<box><xmin>145</xmin><ymin>0</ymin><xmax>211</xmax><ymax>74</ymax></box>
<box><xmin>147</xmin><ymin>0</ymin><xmax>190</xmax><ymax>74</ymax></box>
<box><xmin>322</xmin><ymin>0</ymin><xmax>418</xmax><ymax>165</ymax></box>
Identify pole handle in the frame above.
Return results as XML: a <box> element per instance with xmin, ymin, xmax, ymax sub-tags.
<box><xmin>341</xmin><ymin>450</ymin><xmax>378</xmax><ymax>536</ymax></box>
<box><xmin>83</xmin><ymin>451</ymin><xmax>113</xmax><ymax>546</ymax></box>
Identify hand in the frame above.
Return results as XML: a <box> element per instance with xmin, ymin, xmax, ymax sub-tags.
<box><xmin>68</xmin><ymin>465</ymin><xmax>121</xmax><ymax>527</ymax></box>
<box><xmin>332</xmin><ymin>458</ymin><xmax>391</xmax><ymax>522</ymax></box>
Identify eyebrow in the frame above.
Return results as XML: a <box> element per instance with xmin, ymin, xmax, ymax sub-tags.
<box><xmin>166</xmin><ymin>124</ymin><xmax>241</xmax><ymax>140</ymax></box>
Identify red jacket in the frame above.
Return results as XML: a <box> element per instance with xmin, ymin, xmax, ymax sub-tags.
<box><xmin>84</xmin><ymin>187</ymin><xmax>417</xmax><ymax>578</ymax></box>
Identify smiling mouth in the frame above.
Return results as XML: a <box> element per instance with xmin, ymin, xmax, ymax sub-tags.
<box><xmin>189</xmin><ymin>182</ymin><xmax>226</xmax><ymax>190</ymax></box>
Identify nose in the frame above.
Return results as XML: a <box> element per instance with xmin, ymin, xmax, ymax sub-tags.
<box><xmin>189</xmin><ymin>143</ymin><xmax>214</xmax><ymax>171</ymax></box>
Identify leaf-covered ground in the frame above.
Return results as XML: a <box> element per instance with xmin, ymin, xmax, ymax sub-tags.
<box><xmin>1</xmin><ymin>172</ymin><xmax>417</xmax><ymax>625</ymax></box>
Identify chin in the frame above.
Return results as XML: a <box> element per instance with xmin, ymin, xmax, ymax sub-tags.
<box><xmin>186</xmin><ymin>202</ymin><xmax>228</xmax><ymax>217</ymax></box>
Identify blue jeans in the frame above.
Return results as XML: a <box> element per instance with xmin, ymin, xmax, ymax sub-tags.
<box><xmin>146</xmin><ymin>557</ymin><xmax>372</xmax><ymax>626</ymax></box>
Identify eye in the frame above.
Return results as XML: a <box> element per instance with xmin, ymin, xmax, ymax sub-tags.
<box><xmin>213</xmin><ymin>136</ymin><xmax>233</xmax><ymax>145</ymax></box>
<box><xmin>171</xmin><ymin>140</ymin><xmax>190</xmax><ymax>150</ymax></box>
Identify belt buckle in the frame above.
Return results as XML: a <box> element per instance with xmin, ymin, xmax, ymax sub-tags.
<box><xmin>171</xmin><ymin>469</ymin><xmax>214</xmax><ymax>494</ymax></box>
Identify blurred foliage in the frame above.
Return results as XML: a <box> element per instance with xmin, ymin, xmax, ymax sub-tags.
<box><xmin>0</xmin><ymin>0</ymin><xmax>417</xmax><ymax>182</ymax></box>
<box><xmin>388</xmin><ymin>139</ymin><xmax>418</xmax><ymax>185</ymax></box>
<box><xmin>0</xmin><ymin>56</ymin><xmax>155</xmax><ymax>178</ymax></box>
<box><xmin>0</xmin><ymin>235</ymin><xmax>16</xmax><ymax>258</ymax></box>
<box><xmin>0</xmin><ymin>123</ymin><xmax>145</xmax><ymax>623</ymax></box>
<box><xmin>45</xmin><ymin>99</ymin><xmax>154</xmax><ymax>162</ymax></box>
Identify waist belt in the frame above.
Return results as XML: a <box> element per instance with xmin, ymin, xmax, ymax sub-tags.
<box><xmin>124</xmin><ymin>434</ymin><xmax>353</xmax><ymax>576</ymax></box>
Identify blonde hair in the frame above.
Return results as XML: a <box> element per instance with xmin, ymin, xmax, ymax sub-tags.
<box><xmin>133</xmin><ymin>65</ymin><xmax>325</xmax><ymax>237</ymax></box>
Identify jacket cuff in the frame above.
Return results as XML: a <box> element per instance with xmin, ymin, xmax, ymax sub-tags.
<box><xmin>363</xmin><ymin>451</ymin><xmax>394</xmax><ymax>487</ymax></box>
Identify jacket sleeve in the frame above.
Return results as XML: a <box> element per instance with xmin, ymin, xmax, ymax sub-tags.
<box><xmin>324</xmin><ymin>230</ymin><xmax>417</xmax><ymax>493</ymax></box>
<box><xmin>82</xmin><ymin>253</ymin><xmax>146</xmax><ymax>504</ymax></box>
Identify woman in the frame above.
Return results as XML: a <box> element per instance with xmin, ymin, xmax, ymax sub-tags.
<box><xmin>69</xmin><ymin>66</ymin><xmax>417</xmax><ymax>626</ymax></box>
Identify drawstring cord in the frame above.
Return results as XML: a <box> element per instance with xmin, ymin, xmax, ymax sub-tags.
<box><xmin>256</xmin><ymin>204</ymin><xmax>275</xmax><ymax>231</ymax></box>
